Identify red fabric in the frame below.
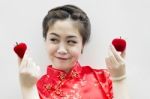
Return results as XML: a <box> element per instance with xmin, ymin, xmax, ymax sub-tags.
<box><xmin>37</xmin><ymin>62</ymin><xmax>113</xmax><ymax>99</ymax></box>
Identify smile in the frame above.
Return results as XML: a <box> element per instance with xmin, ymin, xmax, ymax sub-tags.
<box><xmin>56</xmin><ymin>57</ymin><xmax>69</xmax><ymax>60</ymax></box>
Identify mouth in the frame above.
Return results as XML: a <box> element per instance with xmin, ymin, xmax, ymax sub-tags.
<box><xmin>56</xmin><ymin>57</ymin><xmax>69</xmax><ymax>60</ymax></box>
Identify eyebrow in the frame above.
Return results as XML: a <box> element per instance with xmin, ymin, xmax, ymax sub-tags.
<box><xmin>49</xmin><ymin>33</ymin><xmax>60</xmax><ymax>37</ymax></box>
<box><xmin>49</xmin><ymin>32</ymin><xmax>77</xmax><ymax>39</ymax></box>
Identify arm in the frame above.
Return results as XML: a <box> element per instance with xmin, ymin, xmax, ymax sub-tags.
<box><xmin>112</xmin><ymin>78</ymin><xmax>130</xmax><ymax>99</ymax></box>
<box><xmin>105</xmin><ymin>44</ymin><xmax>130</xmax><ymax>99</ymax></box>
<box><xmin>18</xmin><ymin>53</ymin><xmax>40</xmax><ymax>99</ymax></box>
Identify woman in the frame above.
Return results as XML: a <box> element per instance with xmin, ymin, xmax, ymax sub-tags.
<box><xmin>15</xmin><ymin>4</ymin><xmax>129</xmax><ymax>99</ymax></box>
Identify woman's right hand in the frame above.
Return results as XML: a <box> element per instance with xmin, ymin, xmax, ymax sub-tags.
<box><xmin>18</xmin><ymin>52</ymin><xmax>40</xmax><ymax>88</ymax></box>
<box><xmin>14</xmin><ymin>43</ymin><xmax>40</xmax><ymax>99</ymax></box>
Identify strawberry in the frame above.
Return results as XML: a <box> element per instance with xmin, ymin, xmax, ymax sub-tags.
<box><xmin>14</xmin><ymin>42</ymin><xmax>27</xmax><ymax>58</ymax></box>
<box><xmin>112</xmin><ymin>37</ymin><xmax>126</xmax><ymax>52</ymax></box>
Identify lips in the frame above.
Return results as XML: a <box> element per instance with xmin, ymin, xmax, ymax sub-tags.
<box><xmin>56</xmin><ymin>57</ymin><xmax>69</xmax><ymax>60</ymax></box>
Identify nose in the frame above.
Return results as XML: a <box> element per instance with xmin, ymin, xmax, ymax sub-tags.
<box><xmin>57</xmin><ymin>43</ymin><xmax>67</xmax><ymax>55</ymax></box>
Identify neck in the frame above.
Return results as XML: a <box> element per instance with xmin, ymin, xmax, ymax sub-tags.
<box><xmin>52</xmin><ymin>62</ymin><xmax>77</xmax><ymax>73</ymax></box>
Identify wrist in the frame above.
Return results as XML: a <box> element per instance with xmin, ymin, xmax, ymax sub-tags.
<box><xmin>111</xmin><ymin>74</ymin><xmax>126</xmax><ymax>81</ymax></box>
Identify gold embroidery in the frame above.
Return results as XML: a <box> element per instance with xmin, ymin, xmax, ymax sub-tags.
<box><xmin>44</xmin><ymin>84</ymin><xmax>51</xmax><ymax>91</ymax></box>
<box><xmin>55</xmin><ymin>89</ymin><xmax>64</xmax><ymax>96</ymax></box>
<box><xmin>71</xmin><ymin>71</ymin><xmax>79</xmax><ymax>78</ymax></box>
<box><xmin>58</xmin><ymin>73</ymin><xmax>66</xmax><ymax>81</ymax></box>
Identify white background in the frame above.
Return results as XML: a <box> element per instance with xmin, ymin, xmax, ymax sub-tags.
<box><xmin>0</xmin><ymin>0</ymin><xmax>150</xmax><ymax>98</ymax></box>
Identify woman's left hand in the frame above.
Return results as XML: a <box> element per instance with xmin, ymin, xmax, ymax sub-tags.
<box><xmin>105</xmin><ymin>44</ymin><xmax>126</xmax><ymax>81</ymax></box>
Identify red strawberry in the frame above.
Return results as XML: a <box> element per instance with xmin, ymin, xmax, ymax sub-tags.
<box><xmin>112</xmin><ymin>37</ymin><xmax>126</xmax><ymax>52</ymax></box>
<box><xmin>14</xmin><ymin>42</ymin><xmax>27</xmax><ymax>58</ymax></box>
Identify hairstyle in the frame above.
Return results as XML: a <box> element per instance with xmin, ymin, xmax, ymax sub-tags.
<box><xmin>42</xmin><ymin>4</ymin><xmax>91</xmax><ymax>46</ymax></box>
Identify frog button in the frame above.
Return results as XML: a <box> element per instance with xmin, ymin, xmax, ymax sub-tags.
<box><xmin>71</xmin><ymin>71</ymin><xmax>79</xmax><ymax>78</ymax></box>
<box><xmin>44</xmin><ymin>83</ymin><xmax>52</xmax><ymax>91</ymax></box>
<box><xmin>58</xmin><ymin>73</ymin><xmax>66</xmax><ymax>81</ymax></box>
<box><xmin>55</xmin><ymin>89</ymin><xmax>64</xmax><ymax>96</ymax></box>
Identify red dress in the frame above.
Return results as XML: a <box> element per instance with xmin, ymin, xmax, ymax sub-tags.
<box><xmin>37</xmin><ymin>62</ymin><xmax>113</xmax><ymax>99</ymax></box>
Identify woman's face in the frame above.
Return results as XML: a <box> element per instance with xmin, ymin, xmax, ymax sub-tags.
<box><xmin>45</xmin><ymin>19</ymin><xmax>83</xmax><ymax>72</ymax></box>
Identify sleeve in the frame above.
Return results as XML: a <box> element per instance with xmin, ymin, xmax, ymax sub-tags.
<box><xmin>93</xmin><ymin>69</ymin><xmax>113</xmax><ymax>99</ymax></box>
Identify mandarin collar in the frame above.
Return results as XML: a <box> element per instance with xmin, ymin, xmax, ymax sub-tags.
<box><xmin>47</xmin><ymin>62</ymin><xmax>82</xmax><ymax>80</ymax></box>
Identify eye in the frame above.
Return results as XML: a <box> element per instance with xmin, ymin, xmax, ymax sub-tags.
<box><xmin>49</xmin><ymin>38</ymin><xmax>59</xmax><ymax>43</ymax></box>
<box><xmin>67</xmin><ymin>40</ymin><xmax>77</xmax><ymax>45</ymax></box>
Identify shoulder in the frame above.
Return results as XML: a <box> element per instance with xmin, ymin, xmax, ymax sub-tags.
<box><xmin>36</xmin><ymin>74</ymin><xmax>52</xmax><ymax>96</ymax></box>
<box><xmin>36</xmin><ymin>74</ymin><xmax>49</xmax><ymax>88</ymax></box>
<box><xmin>82</xmin><ymin>66</ymin><xmax>111</xmax><ymax>83</ymax></box>
<box><xmin>82</xmin><ymin>65</ymin><xmax>110</xmax><ymax>76</ymax></box>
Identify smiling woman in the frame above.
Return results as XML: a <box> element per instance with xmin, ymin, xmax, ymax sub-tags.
<box><xmin>45</xmin><ymin>19</ymin><xmax>83</xmax><ymax>72</ymax></box>
<box><xmin>14</xmin><ymin>4</ymin><xmax>130</xmax><ymax>99</ymax></box>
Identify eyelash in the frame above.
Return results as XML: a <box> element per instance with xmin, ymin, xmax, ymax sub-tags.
<box><xmin>49</xmin><ymin>38</ymin><xmax>77</xmax><ymax>45</ymax></box>
<box><xmin>49</xmin><ymin>38</ymin><xmax>58</xmax><ymax>43</ymax></box>
<box><xmin>67</xmin><ymin>40</ymin><xmax>77</xmax><ymax>44</ymax></box>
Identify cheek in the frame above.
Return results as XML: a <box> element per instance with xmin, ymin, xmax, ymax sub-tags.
<box><xmin>45</xmin><ymin>43</ymin><xmax>56</xmax><ymax>57</ymax></box>
<box><xmin>70</xmin><ymin>47</ymin><xmax>82</xmax><ymax>59</ymax></box>
<box><xmin>70</xmin><ymin>42</ymin><xmax>83</xmax><ymax>59</ymax></box>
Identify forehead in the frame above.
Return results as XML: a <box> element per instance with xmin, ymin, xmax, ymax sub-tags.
<box><xmin>47</xmin><ymin>19</ymin><xmax>81</xmax><ymax>37</ymax></box>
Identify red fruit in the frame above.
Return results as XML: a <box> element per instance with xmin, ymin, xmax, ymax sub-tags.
<box><xmin>112</xmin><ymin>37</ymin><xmax>126</xmax><ymax>52</ymax></box>
<box><xmin>14</xmin><ymin>42</ymin><xmax>27</xmax><ymax>58</ymax></box>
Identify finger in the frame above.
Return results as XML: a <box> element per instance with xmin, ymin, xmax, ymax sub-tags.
<box><xmin>19</xmin><ymin>59</ymin><xmax>28</xmax><ymax>73</ymax></box>
<box><xmin>105</xmin><ymin>57</ymin><xmax>112</xmax><ymax>69</ymax></box>
<box><xmin>19</xmin><ymin>52</ymin><xmax>29</xmax><ymax>67</ymax></box>
<box><xmin>27</xmin><ymin>57</ymin><xmax>35</xmax><ymax>72</ymax></box>
<box><xmin>110</xmin><ymin>44</ymin><xmax>124</xmax><ymax>62</ymax></box>
<box><xmin>18</xmin><ymin>57</ymin><xmax>22</xmax><ymax>66</ymax></box>
<box><xmin>27</xmin><ymin>57</ymin><xmax>40</xmax><ymax>76</ymax></box>
<box><xmin>121</xmin><ymin>49</ymin><xmax>126</xmax><ymax>59</ymax></box>
<box><xmin>20</xmin><ymin>57</ymin><xmax>28</xmax><ymax>68</ymax></box>
<box><xmin>108</xmin><ymin>49</ymin><xmax>120</xmax><ymax>68</ymax></box>
<box><xmin>27</xmin><ymin>57</ymin><xmax>32</xmax><ymax>66</ymax></box>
